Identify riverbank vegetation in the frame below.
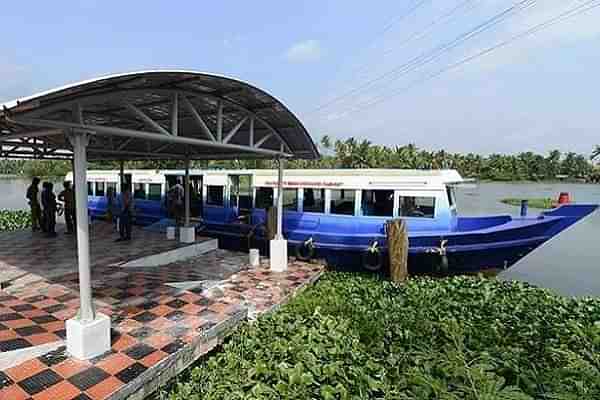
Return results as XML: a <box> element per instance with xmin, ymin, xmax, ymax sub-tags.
<box><xmin>501</xmin><ymin>198</ymin><xmax>554</xmax><ymax>209</ymax></box>
<box><xmin>2</xmin><ymin>138</ymin><xmax>597</xmax><ymax>181</ymax></box>
<box><xmin>0</xmin><ymin>210</ymin><xmax>31</xmax><ymax>231</ymax></box>
<box><xmin>162</xmin><ymin>272</ymin><xmax>600</xmax><ymax>399</ymax></box>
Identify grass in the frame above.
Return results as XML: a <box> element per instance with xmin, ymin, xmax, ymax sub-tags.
<box><xmin>160</xmin><ymin>272</ymin><xmax>600</xmax><ymax>400</ymax></box>
<box><xmin>0</xmin><ymin>210</ymin><xmax>31</xmax><ymax>232</ymax></box>
<box><xmin>501</xmin><ymin>198</ymin><xmax>555</xmax><ymax>210</ymax></box>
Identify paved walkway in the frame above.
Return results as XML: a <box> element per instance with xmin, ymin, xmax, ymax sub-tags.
<box><xmin>0</xmin><ymin>225</ymin><xmax>324</xmax><ymax>400</ymax></box>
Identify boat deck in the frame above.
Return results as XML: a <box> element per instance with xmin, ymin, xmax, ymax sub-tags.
<box><xmin>0</xmin><ymin>223</ymin><xmax>323</xmax><ymax>400</ymax></box>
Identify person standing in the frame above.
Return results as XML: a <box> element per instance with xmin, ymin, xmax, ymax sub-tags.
<box><xmin>41</xmin><ymin>182</ymin><xmax>57</xmax><ymax>237</ymax></box>
<box><xmin>26</xmin><ymin>177</ymin><xmax>42</xmax><ymax>232</ymax></box>
<box><xmin>106</xmin><ymin>186</ymin><xmax>119</xmax><ymax>231</ymax></box>
<box><xmin>58</xmin><ymin>181</ymin><xmax>75</xmax><ymax>234</ymax></box>
<box><xmin>117</xmin><ymin>185</ymin><xmax>132</xmax><ymax>242</ymax></box>
<box><xmin>171</xmin><ymin>177</ymin><xmax>185</xmax><ymax>226</ymax></box>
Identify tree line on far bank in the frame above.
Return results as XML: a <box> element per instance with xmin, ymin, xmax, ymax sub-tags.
<box><xmin>1</xmin><ymin>137</ymin><xmax>599</xmax><ymax>182</ymax></box>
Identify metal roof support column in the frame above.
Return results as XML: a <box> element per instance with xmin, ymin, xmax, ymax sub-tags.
<box><xmin>171</xmin><ymin>93</ymin><xmax>178</xmax><ymax>136</ymax></box>
<box><xmin>180</xmin><ymin>155</ymin><xmax>195</xmax><ymax>243</ymax></box>
<box><xmin>276</xmin><ymin>159</ymin><xmax>284</xmax><ymax>240</ymax></box>
<box><xmin>184</xmin><ymin>156</ymin><xmax>190</xmax><ymax>227</ymax></box>
<box><xmin>66</xmin><ymin>130</ymin><xmax>110</xmax><ymax>360</ymax></box>
<box><xmin>270</xmin><ymin>158</ymin><xmax>288</xmax><ymax>272</ymax></box>
<box><xmin>216</xmin><ymin>101</ymin><xmax>223</xmax><ymax>142</ymax></box>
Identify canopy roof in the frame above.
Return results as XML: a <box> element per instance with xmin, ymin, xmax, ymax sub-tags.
<box><xmin>0</xmin><ymin>70</ymin><xmax>319</xmax><ymax>161</ymax></box>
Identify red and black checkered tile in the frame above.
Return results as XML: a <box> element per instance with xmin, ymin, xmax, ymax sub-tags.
<box><xmin>0</xmin><ymin>223</ymin><xmax>323</xmax><ymax>399</ymax></box>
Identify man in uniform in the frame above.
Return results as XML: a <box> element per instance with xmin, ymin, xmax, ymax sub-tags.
<box><xmin>26</xmin><ymin>177</ymin><xmax>42</xmax><ymax>232</ymax></box>
<box><xmin>58</xmin><ymin>181</ymin><xmax>75</xmax><ymax>234</ymax></box>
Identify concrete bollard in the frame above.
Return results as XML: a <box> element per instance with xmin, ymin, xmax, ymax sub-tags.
<box><xmin>166</xmin><ymin>226</ymin><xmax>176</xmax><ymax>240</ymax></box>
<box><xmin>249</xmin><ymin>248</ymin><xmax>260</xmax><ymax>267</ymax></box>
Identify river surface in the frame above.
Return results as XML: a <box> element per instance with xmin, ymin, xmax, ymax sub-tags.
<box><xmin>1</xmin><ymin>178</ymin><xmax>598</xmax><ymax>296</ymax></box>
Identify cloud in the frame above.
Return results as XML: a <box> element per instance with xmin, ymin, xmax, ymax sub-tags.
<box><xmin>285</xmin><ymin>39</ymin><xmax>324</xmax><ymax>63</ymax></box>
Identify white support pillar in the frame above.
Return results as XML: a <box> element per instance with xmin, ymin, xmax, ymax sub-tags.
<box><xmin>270</xmin><ymin>158</ymin><xmax>287</xmax><ymax>271</ymax></box>
<box><xmin>180</xmin><ymin>156</ymin><xmax>195</xmax><ymax>243</ymax></box>
<box><xmin>66</xmin><ymin>131</ymin><xmax>110</xmax><ymax>360</ymax></box>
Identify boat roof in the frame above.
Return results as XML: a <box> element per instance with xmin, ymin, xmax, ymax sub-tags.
<box><xmin>79</xmin><ymin>168</ymin><xmax>465</xmax><ymax>189</ymax></box>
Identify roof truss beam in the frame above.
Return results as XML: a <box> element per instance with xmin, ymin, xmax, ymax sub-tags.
<box><xmin>180</xmin><ymin>95</ymin><xmax>216</xmax><ymax>142</ymax></box>
<box><xmin>123</xmin><ymin>100</ymin><xmax>172</xmax><ymax>136</ymax></box>
<box><xmin>9</xmin><ymin>116</ymin><xmax>292</xmax><ymax>158</ymax></box>
<box><xmin>21</xmin><ymin>88</ymin><xmax>291</xmax><ymax>152</ymax></box>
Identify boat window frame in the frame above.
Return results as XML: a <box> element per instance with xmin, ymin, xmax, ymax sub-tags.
<box><xmin>254</xmin><ymin>186</ymin><xmax>275</xmax><ymax>209</ymax></box>
<box><xmin>329</xmin><ymin>188</ymin><xmax>358</xmax><ymax>216</ymax></box>
<box><xmin>301</xmin><ymin>187</ymin><xmax>327</xmax><ymax>214</ymax></box>
<box><xmin>282</xmin><ymin>188</ymin><xmax>300</xmax><ymax>212</ymax></box>
<box><xmin>446</xmin><ymin>185</ymin><xmax>457</xmax><ymax>211</ymax></box>
<box><xmin>133</xmin><ymin>182</ymin><xmax>147</xmax><ymax>200</ymax></box>
<box><xmin>206</xmin><ymin>185</ymin><xmax>225</xmax><ymax>207</ymax></box>
<box><xmin>394</xmin><ymin>190</ymin><xmax>439</xmax><ymax>219</ymax></box>
<box><xmin>147</xmin><ymin>183</ymin><xmax>163</xmax><ymax>202</ymax></box>
<box><xmin>360</xmin><ymin>189</ymin><xmax>395</xmax><ymax>218</ymax></box>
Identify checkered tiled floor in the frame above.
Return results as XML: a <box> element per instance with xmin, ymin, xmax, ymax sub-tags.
<box><xmin>0</xmin><ymin>225</ymin><xmax>323</xmax><ymax>400</ymax></box>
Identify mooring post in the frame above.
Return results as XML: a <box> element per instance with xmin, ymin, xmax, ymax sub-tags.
<box><xmin>520</xmin><ymin>200</ymin><xmax>528</xmax><ymax>217</ymax></box>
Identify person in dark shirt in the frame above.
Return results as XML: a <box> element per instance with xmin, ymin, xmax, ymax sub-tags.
<box><xmin>117</xmin><ymin>186</ymin><xmax>133</xmax><ymax>242</ymax></box>
<box><xmin>58</xmin><ymin>181</ymin><xmax>75</xmax><ymax>234</ymax></box>
<box><xmin>41</xmin><ymin>182</ymin><xmax>57</xmax><ymax>237</ymax></box>
<box><xmin>26</xmin><ymin>177</ymin><xmax>42</xmax><ymax>232</ymax></box>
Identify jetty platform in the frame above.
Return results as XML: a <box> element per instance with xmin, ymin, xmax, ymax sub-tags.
<box><xmin>0</xmin><ymin>223</ymin><xmax>323</xmax><ymax>400</ymax></box>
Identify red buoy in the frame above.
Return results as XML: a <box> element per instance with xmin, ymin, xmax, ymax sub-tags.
<box><xmin>557</xmin><ymin>192</ymin><xmax>571</xmax><ymax>204</ymax></box>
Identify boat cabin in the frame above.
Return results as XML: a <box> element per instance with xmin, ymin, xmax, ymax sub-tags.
<box><xmin>65</xmin><ymin>169</ymin><xmax>464</xmax><ymax>232</ymax></box>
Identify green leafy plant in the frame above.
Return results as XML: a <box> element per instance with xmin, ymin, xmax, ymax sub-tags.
<box><xmin>162</xmin><ymin>273</ymin><xmax>600</xmax><ymax>399</ymax></box>
<box><xmin>0</xmin><ymin>210</ymin><xmax>31</xmax><ymax>232</ymax></box>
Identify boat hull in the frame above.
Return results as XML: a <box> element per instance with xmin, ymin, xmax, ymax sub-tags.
<box><xmin>87</xmin><ymin>194</ymin><xmax>597</xmax><ymax>272</ymax></box>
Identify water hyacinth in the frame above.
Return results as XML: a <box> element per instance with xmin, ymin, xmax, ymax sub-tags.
<box><xmin>162</xmin><ymin>273</ymin><xmax>600</xmax><ymax>400</ymax></box>
<box><xmin>0</xmin><ymin>210</ymin><xmax>31</xmax><ymax>232</ymax></box>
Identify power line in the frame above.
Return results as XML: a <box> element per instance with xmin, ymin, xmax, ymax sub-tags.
<box><xmin>351</xmin><ymin>0</ymin><xmax>480</xmax><ymax>78</ymax></box>
<box><xmin>311</xmin><ymin>0</ymin><xmax>536</xmax><ymax>115</ymax></box>
<box><xmin>331</xmin><ymin>0</ymin><xmax>600</xmax><ymax>119</ymax></box>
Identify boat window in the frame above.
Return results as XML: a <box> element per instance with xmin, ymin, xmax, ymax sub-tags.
<box><xmin>95</xmin><ymin>182</ymin><xmax>105</xmax><ymax>197</ymax></box>
<box><xmin>283</xmin><ymin>189</ymin><xmax>298</xmax><ymax>211</ymax></box>
<box><xmin>229</xmin><ymin>175</ymin><xmax>252</xmax><ymax>210</ymax></box>
<box><xmin>255</xmin><ymin>187</ymin><xmax>274</xmax><ymax>209</ymax></box>
<box><xmin>330</xmin><ymin>189</ymin><xmax>356</xmax><ymax>215</ymax></box>
<box><xmin>106</xmin><ymin>182</ymin><xmax>117</xmax><ymax>197</ymax></box>
<box><xmin>446</xmin><ymin>186</ymin><xmax>455</xmax><ymax>208</ymax></box>
<box><xmin>303</xmin><ymin>188</ymin><xmax>325</xmax><ymax>213</ymax></box>
<box><xmin>207</xmin><ymin>185</ymin><xmax>224</xmax><ymax>206</ymax></box>
<box><xmin>148</xmin><ymin>184</ymin><xmax>162</xmax><ymax>201</ymax></box>
<box><xmin>87</xmin><ymin>182</ymin><xmax>94</xmax><ymax>196</ymax></box>
<box><xmin>398</xmin><ymin>196</ymin><xmax>436</xmax><ymax>218</ymax></box>
<box><xmin>361</xmin><ymin>190</ymin><xmax>394</xmax><ymax>217</ymax></box>
<box><xmin>133</xmin><ymin>183</ymin><xmax>146</xmax><ymax>200</ymax></box>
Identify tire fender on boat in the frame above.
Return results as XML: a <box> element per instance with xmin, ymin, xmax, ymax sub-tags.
<box><xmin>295</xmin><ymin>237</ymin><xmax>315</xmax><ymax>262</ymax></box>
<box><xmin>362</xmin><ymin>241</ymin><xmax>384</xmax><ymax>272</ymax></box>
<box><xmin>427</xmin><ymin>239</ymin><xmax>449</xmax><ymax>272</ymax></box>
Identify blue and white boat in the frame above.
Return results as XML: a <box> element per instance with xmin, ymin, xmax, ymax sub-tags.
<box><xmin>69</xmin><ymin>169</ymin><xmax>598</xmax><ymax>272</ymax></box>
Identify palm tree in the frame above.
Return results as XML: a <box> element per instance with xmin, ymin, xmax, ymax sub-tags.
<box><xmin>590</xmin><ymin>145</ymin><xmax>600</xmax><ymax>162</ymax></box>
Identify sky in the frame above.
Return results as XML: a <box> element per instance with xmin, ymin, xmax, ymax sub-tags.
<box><xmin>1</xmin><ymin>0</ymin><xmax>599</xmax><ymax>156</ymax></box>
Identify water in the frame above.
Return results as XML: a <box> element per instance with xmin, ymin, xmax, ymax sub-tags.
<box><xmin>0</xmin><ymin>178</ymin><xmax>34</xmax><ymax>210</ymax></box>
<box><xmin>455</xmin><ymin>182</ymin><xmax>600</xmax><ymax>297</ymax></box>
<box><xmin>1</xmin><ymin>178</ymin><xmax>598</xmax><ymax>296</ymax></box>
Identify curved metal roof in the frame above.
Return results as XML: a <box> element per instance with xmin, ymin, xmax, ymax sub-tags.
<box><xmin>0</xmin><ymin>70</ymin><xmax>319</xmax><ymax>161</ymax></box>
